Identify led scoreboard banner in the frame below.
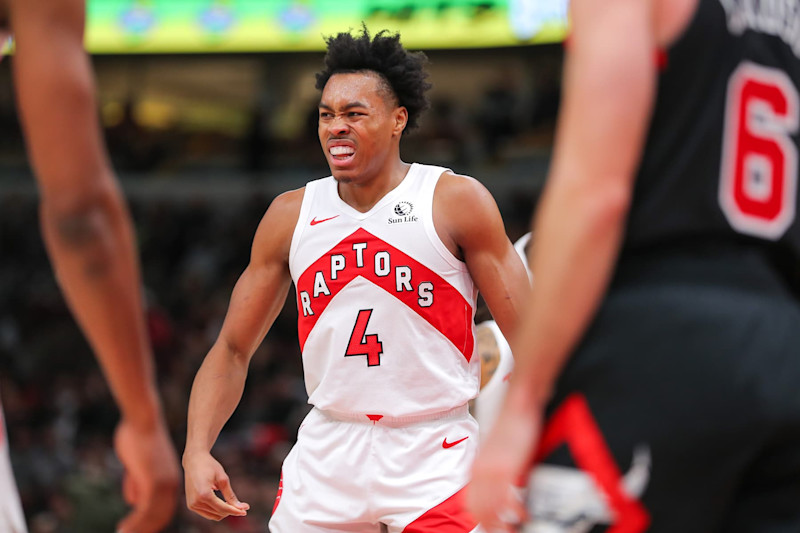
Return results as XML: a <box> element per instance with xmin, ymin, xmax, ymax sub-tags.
<box><xmin>84</xmin><ymin>0</ymin><xmax>570</xmax><ymax>54</ymax></box>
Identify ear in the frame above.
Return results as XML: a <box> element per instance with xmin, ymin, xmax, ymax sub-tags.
<box><xmin>392</xmin><ymin>106</ymin><xmax>408</xmax><ymax>136</ymax></box>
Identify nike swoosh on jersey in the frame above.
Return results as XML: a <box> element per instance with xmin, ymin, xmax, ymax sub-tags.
<box><xmin>442</xmin><ymin>436</ymin><xmax>469</xmax><ymax>449</ymax></box>
<box><xmin>310</xmin><ymin>215</ymin><xmax>340</xmax><ymax>226</ymax></box>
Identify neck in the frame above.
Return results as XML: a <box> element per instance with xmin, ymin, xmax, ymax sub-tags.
<box><xmin>337</xmin><ymin>159</ymin><xmax>411</xmax><ymax>213</ymax></box>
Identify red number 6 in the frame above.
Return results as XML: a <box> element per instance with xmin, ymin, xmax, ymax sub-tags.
<box><xmin>719</xmin><ymin>62</ymin><xmax>799</xmax><ymax>240</ymax></box>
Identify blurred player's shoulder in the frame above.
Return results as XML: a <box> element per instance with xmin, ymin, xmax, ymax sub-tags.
<box><xmin>653</xmin><ymin>0</ymin><xmax>699</xmax><ymax>48</ymax></box>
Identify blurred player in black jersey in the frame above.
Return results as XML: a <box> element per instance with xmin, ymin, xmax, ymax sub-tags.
<box><xmin>0</xmin><ymin>1</ymin><xmax>179</xmax><ymax>532</ymax></box>
<box><xmin>470</xmin><ymin>0</ymin><xmax>800</xmax><ymax>531</ymax></box>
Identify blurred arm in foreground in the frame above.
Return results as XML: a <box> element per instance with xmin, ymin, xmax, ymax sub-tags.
<box><xmin>7</xmin><ymin>0</ymin><xmax>179</xmax><ymax>531</ymax></box>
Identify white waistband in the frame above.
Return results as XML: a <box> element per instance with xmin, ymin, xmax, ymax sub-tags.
<box><xmin>315</xmin><ymin>404</ymin><xmax>470</xmax><ymax>427</ymax></box>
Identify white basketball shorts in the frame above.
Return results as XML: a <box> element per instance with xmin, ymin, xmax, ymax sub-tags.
<box><xmin>269</xmin><ymin>405</ymin><xmax>481</xmax><ymax>533</ymax></box>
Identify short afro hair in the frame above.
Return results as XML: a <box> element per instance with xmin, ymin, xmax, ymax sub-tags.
<box><xmin>316</xmin><ymin>25</ymin><xmax>432</xmax><ymax>133</ymax></box>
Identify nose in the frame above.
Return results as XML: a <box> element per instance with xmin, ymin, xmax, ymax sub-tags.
<box><xmin>327</xmin><ymin>115</ymin><xmax>350</xmax><ymax>136</ymax></box>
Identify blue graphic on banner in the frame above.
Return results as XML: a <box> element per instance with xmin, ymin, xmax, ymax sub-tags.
<box><xmin>509</xmin><ymin>0</ymin><xmax>568</xmax><ymax>40</ymax></box>
<box><xmin>120</xmin><ymin>4</ymin><xmax>157</xmax><ymax>34</ymax></box>
<box><xmin>199</xmin><ymin>4</ymin><xmax>236</xmax><ymax>33</ymax></box>
<box><xmin>279</xmin><ymin>2</ymin><xmax>316</xmax><ymax>33</ymax></box>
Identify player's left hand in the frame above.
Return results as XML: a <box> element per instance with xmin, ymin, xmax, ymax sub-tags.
<box><xmin>467</xmin><ymin>398</ymin><xmax>542</xmax><ymax>531</ymax></box>
<box><xmin>114</xmin><ymin>417</ymin><xmax>181</xmax><ymax>533</ymax></box>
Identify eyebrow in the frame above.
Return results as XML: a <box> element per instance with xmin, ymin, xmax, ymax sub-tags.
<box><xmin>318</xmin><ymin>101</ymin><xmax>369</xmax><ymax>110</ymax></box>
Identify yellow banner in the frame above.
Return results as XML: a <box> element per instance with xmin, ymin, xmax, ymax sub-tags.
<box><xmin>86</xmin><ymin>0</ymin><xmax>569</xmax><ymax>54</ymax></box>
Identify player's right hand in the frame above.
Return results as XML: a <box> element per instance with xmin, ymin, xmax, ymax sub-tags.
<box><xmin>183</xmin><ymin>451</ymin><xmax>250</xmax><ymax>521</ymax></box>
<box><xmin>468</xmin><ymin>397</ymin><xmax>539</xmax><ymax>531</ymax></box>
<box><xmin>114</xmin><ymin>417</ymin><xmax>180</xmax><ymax>533</ymax></box>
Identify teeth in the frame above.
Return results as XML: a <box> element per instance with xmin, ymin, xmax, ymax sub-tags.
<box><xmin>330</xmin><ymin>146</ymin><xmax>355</xmax><ymax>156</ymax></box>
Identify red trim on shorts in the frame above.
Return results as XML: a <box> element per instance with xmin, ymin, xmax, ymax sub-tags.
<box><xmin>533</xmin><ymin>393</ymin><xmax>650</xmax><ymax>533</ymax></box>
<box><xmin>402</xmin><ymin>486</ymin><xmax>477</xmax><ymax>533</ymax></box>
<box><xmin>272</xmin><ymin>471</ymin><xmax>284</xmax><ymax>516</ymax></box>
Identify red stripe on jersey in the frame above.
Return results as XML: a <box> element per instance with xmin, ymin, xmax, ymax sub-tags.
<box><xmin>296</xmin><ymin>228</ymin><xmax>474</xmax><ymax>361</ymax></box>
<box><xmin>402</xmin><ymin>486</ymin><xmax>478</xmax><ymax>533</ymax></box>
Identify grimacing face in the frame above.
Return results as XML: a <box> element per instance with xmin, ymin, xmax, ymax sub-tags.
<box><xmin>318</xmin><ymin>71</ymin><xmax>408</xmax><ymax>184</ymax></box>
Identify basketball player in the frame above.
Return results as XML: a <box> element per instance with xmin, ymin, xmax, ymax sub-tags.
<box><xmin>183</xmin><ymin>27</ymin><xmax>530</xmax><ymax>532</ymax></box>
<box><xmin>1</xmin><ymin>1</ymin><xmax>179</xmax><ymax>532</ymax></box>
<box><xmin>469</xmin><ymin>0</ymin><xmax>800</xmax><ymax>531</ymax></box>
<box><xmin>472</xmin><ymin>233</ymin><xmax>530</xmax><ymax>440</ymax></box>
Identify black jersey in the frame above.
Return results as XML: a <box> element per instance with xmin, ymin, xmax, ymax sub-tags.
<box><xmin>623</xmin><ymin>0</ymin><xmax>800</xmax><ymax>290</ymax></box>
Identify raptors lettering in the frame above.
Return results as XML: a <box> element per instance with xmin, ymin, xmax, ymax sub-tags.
<box><xmin>295</xmin><ymin>228</ymin><xmax>475</xmax><ymax>361</ymax></box>
<box><xmin>299</xmin><ymin>240</ymin><xmax>434</xmax><ymax>317</ymax></box>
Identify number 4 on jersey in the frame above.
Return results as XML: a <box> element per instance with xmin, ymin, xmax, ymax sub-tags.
<box><xmin>345</xmin><ymin>309</ymin><xmax>383</xmax><ymax>367</ymax></box>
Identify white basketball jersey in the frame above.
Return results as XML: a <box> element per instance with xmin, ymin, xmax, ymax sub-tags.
<box><xmin>473</xmin><ymin>320</ymin><xmax>514</xmax><ymax>441</ymax></box>
<box><xmin>0</xmin><ymin>407</ymin><xmax>28</xmax><ymax>533</ymax></box>
<box><xmin>289</xmin><ymin>163</ymin><xmax>479</xmax><ymax>418</ymax></box>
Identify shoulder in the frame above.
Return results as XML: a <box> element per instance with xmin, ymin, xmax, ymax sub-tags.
<box><xmin>267</xmin><ymin>187</ymin><xmax>305</xmax><ymax>218</ymax></box>
<box><xmin>433</xmin><ymin>170</ymin><xmax>499</xmax><ymax>220</ymax></box>
<box><xmin>435</xmin><ymin>170</ymin><xmax>493</xmax><ymax>202</ymax></box>
<box><xmin>433</xmin><ymin>171</ymin><xmax>502</xmax><ymax>243</ymax></box>
<box><xmin>252</xmin><ymin>187</ymin><xmax>305</xmax><ymax>263</ymax></box>
<box><xmin>654</xmin><ymin>0</ymin><xmax>698</xmax><ymax>48</ymax></box>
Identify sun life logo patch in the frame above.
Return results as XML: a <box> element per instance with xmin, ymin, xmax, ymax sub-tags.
<box><xmin>394</xmin><ymin>201</ymin><xmax>413</xmax><ymax>216</ymax></box>
<box><xmin>389</xmin><ymin>201</ymin><xmax>418</xmax><ymax>224</ymax></box>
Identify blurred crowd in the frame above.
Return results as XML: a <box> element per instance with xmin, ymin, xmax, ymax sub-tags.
<box><xmin>0</xmin><ymin>48</ymin><xmax>562</xmax><ymax>180</ymax></box>
<box><xmin>0</xmin><ymin>194</ymin><xmax>308</xmax><ymax>532</ymax></box>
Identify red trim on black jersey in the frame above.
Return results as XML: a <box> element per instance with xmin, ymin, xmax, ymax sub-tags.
<box><xmin>533</xmin><ymin>394</ymin><xmax>650</xmax><ymax>533</ymax></box>
<box><xmin>656</xmin><ymin>49</ymin><xmax>668</xmax><ymax>71</ymax></box>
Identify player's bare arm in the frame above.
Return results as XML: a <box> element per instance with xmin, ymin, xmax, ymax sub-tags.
<box><xmin>433</xmin><ymin>171</ymin><xmax>530</xmax><ymax>342</ymax></box>
<box><xmin>184</xmin><ymin>188</ymin><xmax>302</xmax><ymax>521</ymax></box>
<box><xmin>11</xmin><ymin>0</ymin><xmax>164</xmax><ymax>431</ymax></box>
<box><xmin>9</xmin><ymin>1</ymin><xmax>179</xmax><ymax>531</ymax></box>
<box><xmin>468</xmin><ymin>0</ymin><xmax>661</xmax><ymax>528</ymax></box>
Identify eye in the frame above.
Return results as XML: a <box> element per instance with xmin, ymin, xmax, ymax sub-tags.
<box><xmin>348</xmin><ymin>111</ymin><xmax>364</xmax><ymax>117</ymax></box>
<box><xmin>319</xmin><ymin>111</ymin><xmax>333</xmax><ymax>118</ymax></box>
